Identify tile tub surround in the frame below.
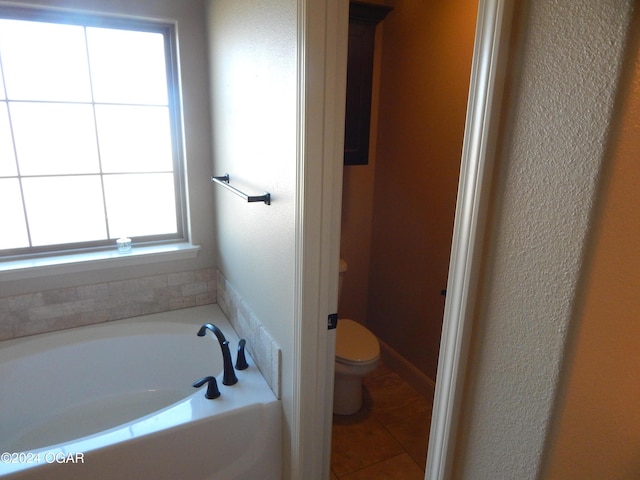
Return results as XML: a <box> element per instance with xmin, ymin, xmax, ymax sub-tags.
<box><xmin>216</xmin><ymin>269</ymin><xmax>282</xmax><ymax>399</ymax></box>
<box><xmin>0</xmin><ymin>268</ymin><xmax>216</xmax><ymax>341</ymax></box>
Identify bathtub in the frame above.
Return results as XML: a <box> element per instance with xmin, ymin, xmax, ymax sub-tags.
<box><xmin>0</xmin><ymin>305</ymin><xmax>281</xmax><ymax>480</ymax></box>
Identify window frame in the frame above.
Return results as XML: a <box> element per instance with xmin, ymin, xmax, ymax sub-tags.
<box><xmin>0</xmin><ymin>6</ymin><xmax>188</xmax><ymax>261</ymax></box>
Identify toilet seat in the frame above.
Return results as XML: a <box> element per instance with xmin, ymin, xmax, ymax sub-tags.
<box><xmin>335</xmin><ymin>319</ymin><xmax>380</xmax><ymax>364</ymax></box>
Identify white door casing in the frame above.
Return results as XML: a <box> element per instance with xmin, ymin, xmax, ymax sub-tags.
<box><xmin>292</xmin><ymin>0</ymin><xmax>348</xmax><ymax>478</ymax></box>
<box><xmin>425</xmin><ymin>1</ymin><xmax>514</xmax><ymax>479</ymax></box>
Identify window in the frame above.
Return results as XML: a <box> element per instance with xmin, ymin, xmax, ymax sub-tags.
<box><xmin>0</xmin><ymin>8</ymin><xmax>186</xmax><ymax>259</ymax></box>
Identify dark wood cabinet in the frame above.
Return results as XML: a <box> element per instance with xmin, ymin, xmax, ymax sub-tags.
<box><xmin>344</xmin><ymin>2</ymin><xmax>392</xmax><ymax>165</ymax></box>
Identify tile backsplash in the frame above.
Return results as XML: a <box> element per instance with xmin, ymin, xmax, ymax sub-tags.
<box><xmin>0</xmin><ymin>266</ymin><xmax>281</xmax><ymax>401</ymax></box>
<box><xmin>216</xmin><ymin>269</ymin><xmax>282</xmax><ymax>399</ymax></box>
<box><xmin>0</xmin><ymin>268</ymin><xmax>216</xmax><ymax>341</ymax></box>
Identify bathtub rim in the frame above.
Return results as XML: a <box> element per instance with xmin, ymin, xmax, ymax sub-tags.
<box><xmin>0</xmin><ymin>304</ymin><xmax>280</xmax><ymax>477</ymax></box>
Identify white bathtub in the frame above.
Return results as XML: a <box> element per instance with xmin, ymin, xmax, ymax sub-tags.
<box><xmin>0</xmin><ymin>305</ymin><xmax>281</xmax><ymax>480</ymax></box>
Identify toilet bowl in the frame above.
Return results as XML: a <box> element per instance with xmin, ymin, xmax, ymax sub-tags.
<box><xmin>334</xmin><ymin>258</ymin><xmax>381</xmax><ymax>414</ymax></box>
<box><xmin>334</xmin><ymin>318</ymin><xmax>380</xmax><ymax>415</ymax></box>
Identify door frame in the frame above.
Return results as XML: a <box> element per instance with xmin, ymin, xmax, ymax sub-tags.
<box><xmin>425</xmin><ymin>0</ymin><xmax>514</xmax><ymax>478</ymax></box>
<box><xmin>293</xmin><ymin>0</ymin><xmax>515</xmax><ymax>478</ymax></box>
<box><xmin>292</xmin><ymin>0</ymin><xmax>348</xmax><ymax>478</ymax></box>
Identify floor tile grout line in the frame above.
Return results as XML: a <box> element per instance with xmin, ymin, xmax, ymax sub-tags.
<box><xmin>330</xmin><ymin>362</ymin><xmax>432</xmax><ymax>478</ymax></box>
<box><xmin>381</xmin><ymin>422</ymin><xmax>427</xmax><ymax>472</ymax></box>
<box><xmin>332</xmin><ymin>414</ymin><xmax>406</xmax><ymax>477</ymax></box>
<box><xmin>335</xmin><ymin>452</ymin><xmax>418</xmax><ymax>479</ymax></box>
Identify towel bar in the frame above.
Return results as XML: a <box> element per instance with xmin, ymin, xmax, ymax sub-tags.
<box><xmin>211</xmin><ymin>174</ymin><xmax>271</xmax><ymax>205</ymax></box>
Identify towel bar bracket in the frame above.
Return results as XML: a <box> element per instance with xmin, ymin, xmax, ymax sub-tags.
<box><xmin>211</xmin><ymin>174</ymin><xmax>271</xmax><ymax>205</ymax></box>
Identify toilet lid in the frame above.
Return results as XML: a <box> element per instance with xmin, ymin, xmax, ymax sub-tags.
<box><xmin>335</xmin><ymin>319</ymin><xmax>379</xmax><ymax>363</ymax></box>
<box><xmin>339</xmin><ymin>258</ymin><xmax>348</xmax><ymax>273</ymax></box>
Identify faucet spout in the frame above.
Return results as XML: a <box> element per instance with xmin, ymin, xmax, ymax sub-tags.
<box><xmin>197</xmin><ymin>323</ymin><xmax>227</xmax><ymax>343</ymax></box>
<box><xmin>197</xmin><ymin>323</ymin><xmax>238</xmax><ymax>386</ymax></box>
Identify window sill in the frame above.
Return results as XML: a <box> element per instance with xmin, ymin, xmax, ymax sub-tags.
<box><xmin>0</xmin><ymin>243</ymin><xmax>201</xmax><ymax>281</ymax></box>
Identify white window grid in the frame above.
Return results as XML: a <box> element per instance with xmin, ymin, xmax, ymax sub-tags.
<box><xmin>0</xmin><ymin>7</ymin><xmax>187</xmax><ymax>259</ymax></box>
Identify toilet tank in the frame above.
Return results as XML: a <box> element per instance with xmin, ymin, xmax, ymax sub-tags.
<box><xmin>338</xmin><ymin>258</ymin><xmax>348</xmax><ymax>304</ymax></box>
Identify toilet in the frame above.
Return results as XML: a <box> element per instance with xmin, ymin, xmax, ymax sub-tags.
<box><xmin>334</xmin><ymin>259</ymin><xmax>380</xmax><ymax>415</ymax></box>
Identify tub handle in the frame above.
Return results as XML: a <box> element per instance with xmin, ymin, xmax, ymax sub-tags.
<box><xmin>236</xmin><ymin>339</ymin><xmax>249</xmax><ymax>370</ymax></box>
<box><xmin>193</xmin><ymin>376</ymin><xmax>221</xmax><ymax>399</ymax></box>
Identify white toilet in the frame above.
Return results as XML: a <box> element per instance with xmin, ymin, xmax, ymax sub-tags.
<box><xmin>334</xmin><ymin>259</ymin><xmax>380</xmax><ymax>415</ymax></box>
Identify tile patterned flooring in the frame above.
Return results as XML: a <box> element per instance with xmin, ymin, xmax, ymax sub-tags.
<box><xmin>330</xmin><ymin>363</ymin><xmax>433</xmax><ymax>479</ymax></box>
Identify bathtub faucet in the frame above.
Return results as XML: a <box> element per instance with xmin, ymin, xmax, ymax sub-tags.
<box><xmin>197</xmin><ymin>323</ymin><xmax>238</xmax><ymax>386</ymax></box>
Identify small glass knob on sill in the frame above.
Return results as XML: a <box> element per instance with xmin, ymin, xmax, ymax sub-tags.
<box><xmin>116</xmin><ymin>237</ymin><xmax>132</xmax><ymax>254</ymax></box>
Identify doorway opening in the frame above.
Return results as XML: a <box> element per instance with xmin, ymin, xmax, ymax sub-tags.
<box><xmin>328</xmin><ymin>0</ymin><xmax>512</xmax><ymax>478</ymax></box>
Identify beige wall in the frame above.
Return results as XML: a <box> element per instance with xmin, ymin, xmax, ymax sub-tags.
<box><xmin>205</xmin><ymin>0</ymin><xmax>298</xmax><ymax>477</ymax></box>
<box><xmin>454</xmin><ymin>1</ymin><xmax>634</xmax><ymax>477</ymax></box>
<box><xmin>338</xmin><ymin>0</ymin><xmax>383</xmax><ymax>323</ymax></box>
<box><xmin>543</xmin><ymin>7</ymin><xmax>640</xmax><ymax>478</ymax></box>
<box><xmin>339</xmin><ymin>0</ymin><xmax>478</xmax><ymax>380</ymax></box>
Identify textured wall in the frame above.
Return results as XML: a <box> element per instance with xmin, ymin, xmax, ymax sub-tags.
<box><xmin>543</xmin><ymin>5</ymin><xmax>640</xmax><ymax>477</ymax></box>
<box><xmin>455</xmin><ymin>1</ymin><xmax>634</xmax><ymax>478</ymax></box>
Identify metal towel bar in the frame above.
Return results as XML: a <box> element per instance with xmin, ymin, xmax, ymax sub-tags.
<box><xmin>211</xmin><ymin>174</ymin><xmax>271</xmax><ymax>205</ymax></box>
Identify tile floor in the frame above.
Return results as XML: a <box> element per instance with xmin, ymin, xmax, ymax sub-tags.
<box><xmin>330</xmin><ymin>363</ymin><xmax>433</xmax><ymax>479</ymax></box>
